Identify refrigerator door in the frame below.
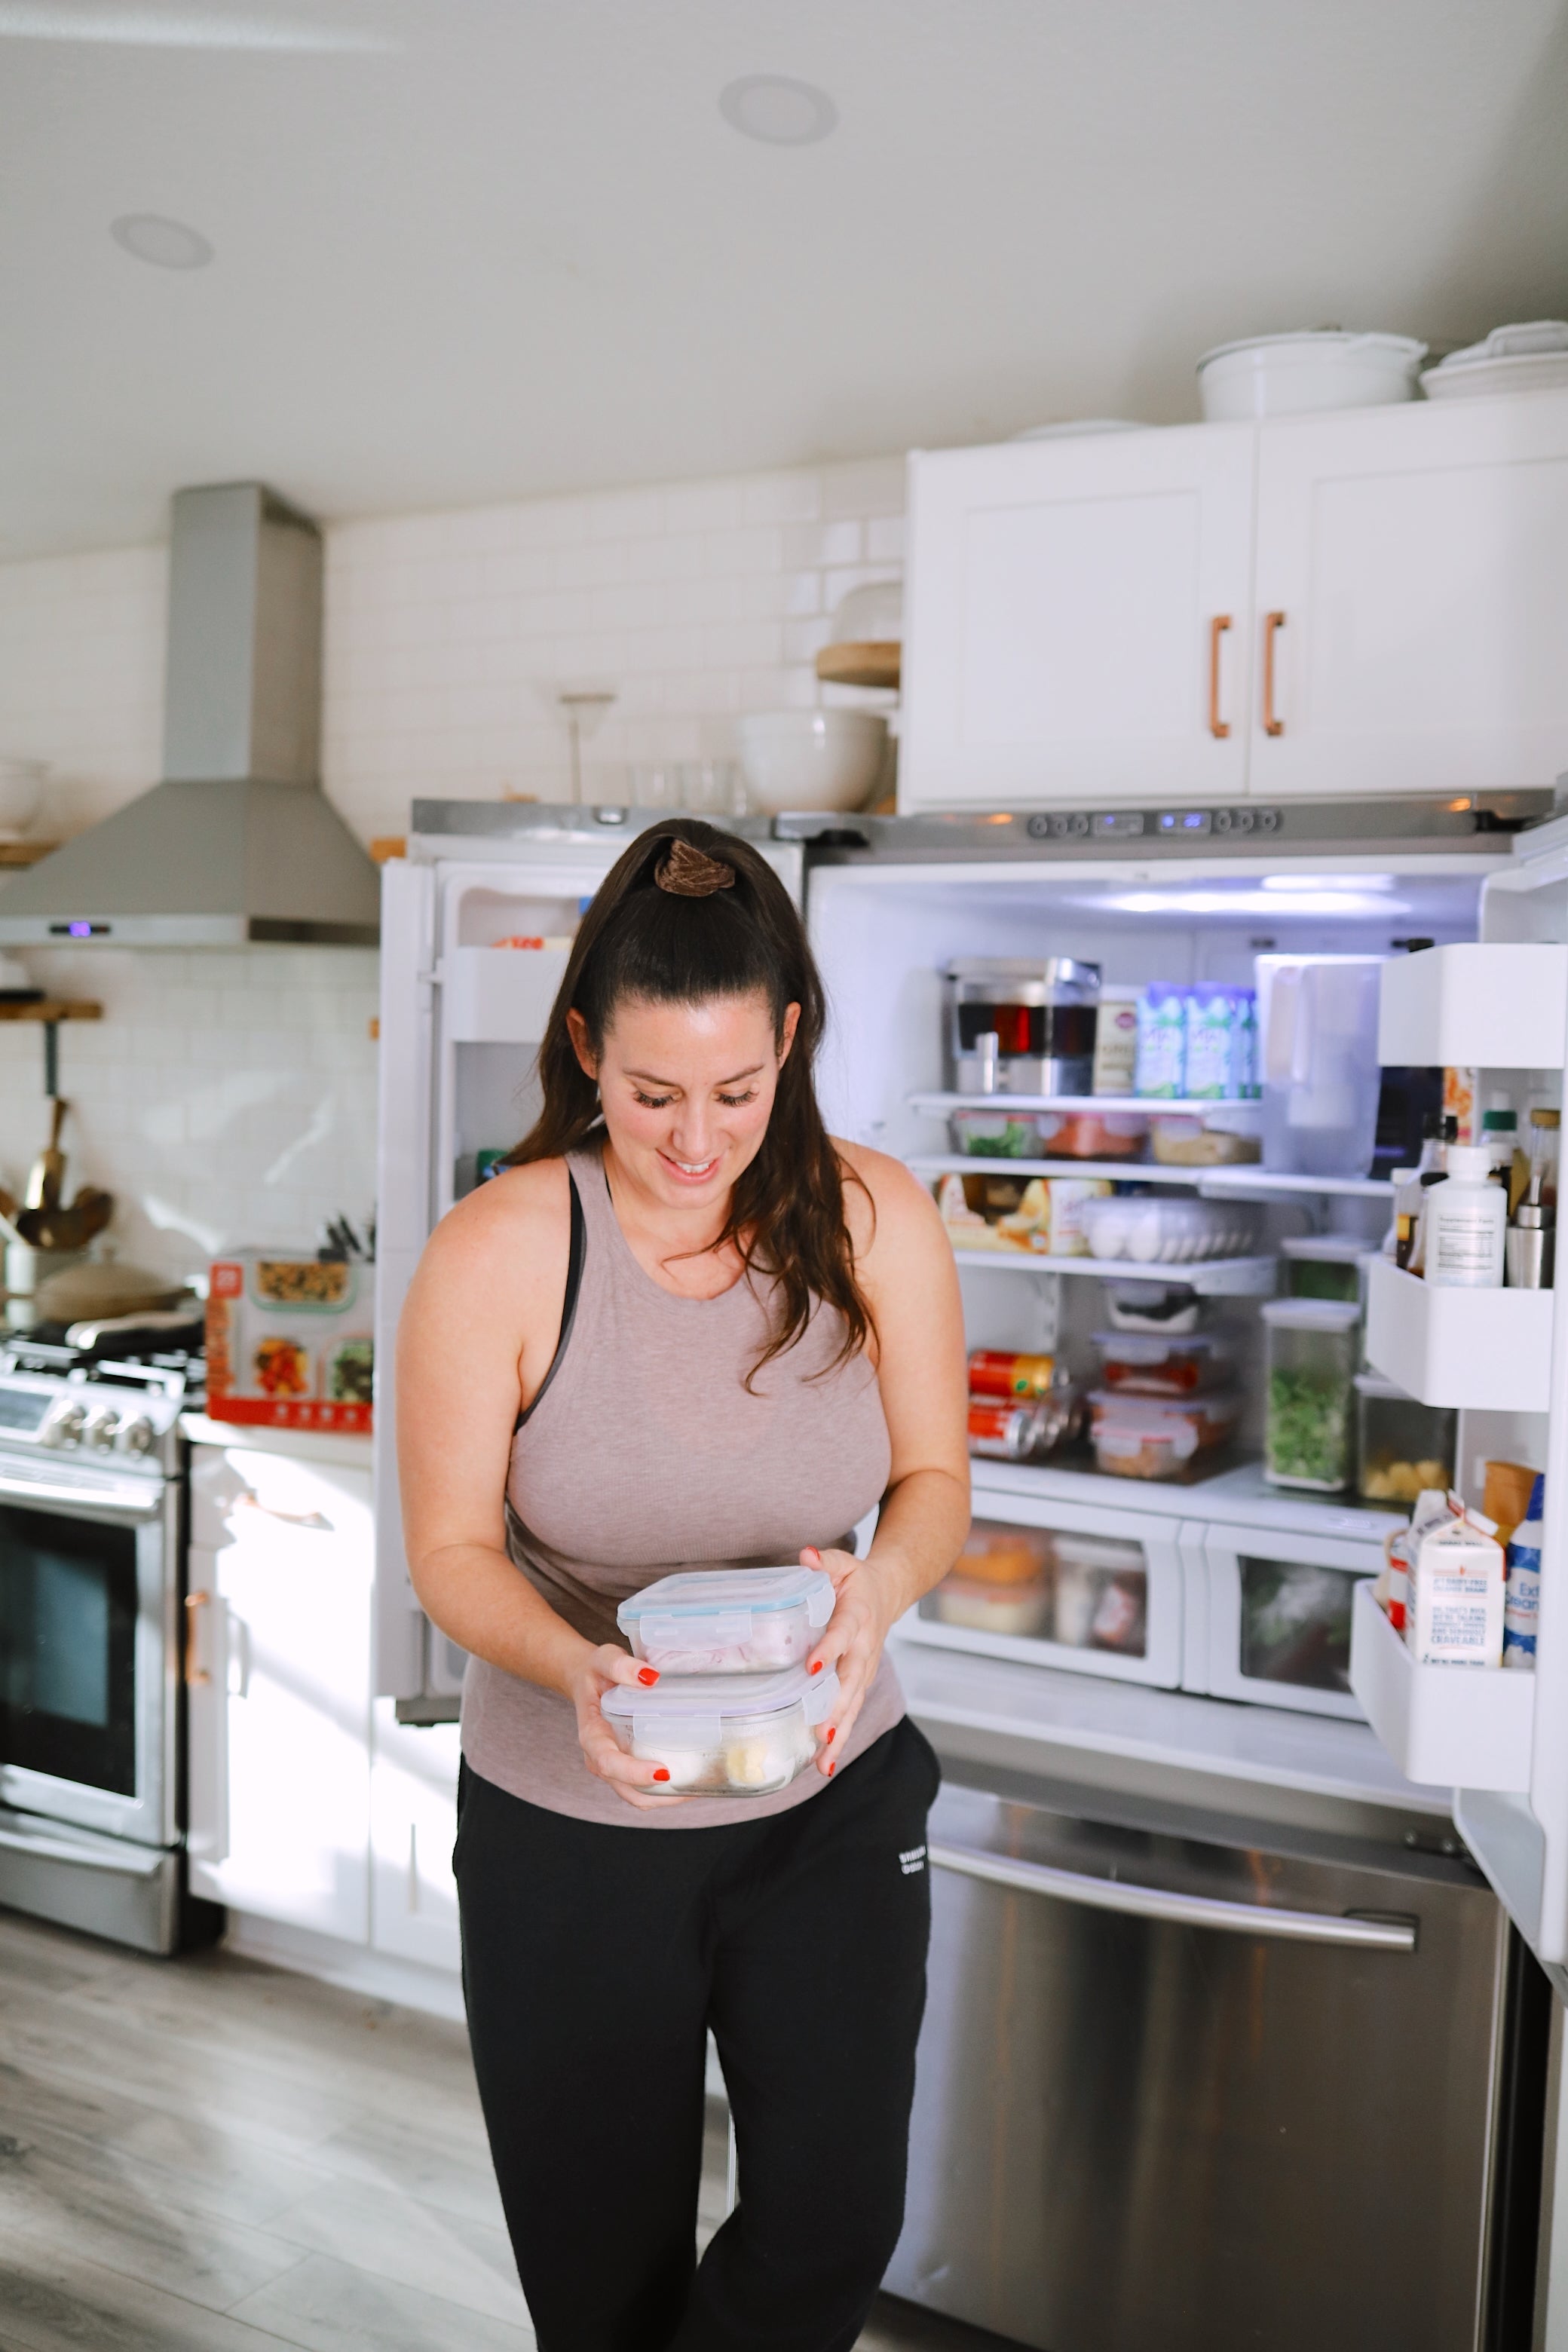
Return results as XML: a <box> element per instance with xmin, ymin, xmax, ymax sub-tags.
<box><xmin>890</xmin><ymin>1778</ymin><xmax>1511</xmax><ymax>2352</ymax></box>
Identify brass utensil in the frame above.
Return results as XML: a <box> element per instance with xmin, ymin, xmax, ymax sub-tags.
<box><xmin>24</xmin><ymin>1097</ymin><xmax>67</xmax><ymax>1213</ymax></box>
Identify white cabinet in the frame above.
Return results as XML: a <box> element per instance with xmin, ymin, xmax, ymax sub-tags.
<box><xmin>901</xmin><ymin>391</ymin><xmax>1568</xmax><ymax>811</ymax></box>
<box><xmin>369</xmin><ymin>1701</ymin><xmax>461</xmax><ymax>1971</ymax></box>
<box><xmin>1251</xmin><ymin>394</ymin><xmax>1568</xmax><ymax>798</ymax></box>
<box><xmin>901</xmin><ymin>426</ymin><xmax>1257</xmax><ymax>807</ymax></box>
<box><xmin>185</xmin><ymin>1444</ymin><xmax>373</xmax><ymax>1941</ymax></box>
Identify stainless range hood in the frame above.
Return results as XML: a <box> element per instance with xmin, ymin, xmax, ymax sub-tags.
<box><xmin>0</xmin><ymin>484</ymin><xmax>380</xmax><ymax>948</ymax></box>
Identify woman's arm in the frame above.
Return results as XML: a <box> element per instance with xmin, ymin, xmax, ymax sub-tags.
<box><xmin>395</xmin><ymin>1163</ymin><xmax>687</xmax><ymax>1810</ymax></box>
<box><xmin>805</xmin><ymin>1148</ymin><xmax>970</xmax><ymax>1772</ymax></box>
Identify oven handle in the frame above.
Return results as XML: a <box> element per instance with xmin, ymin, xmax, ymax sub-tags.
<box><xmin>0</xmin><ymin>1466</ymin><xmax>163</xmax><ymax>1521</ymax></box>
<box><xmin>929</xmin><ymin>1841</ymin><xmax>1416</xmax><ymax>1951</ymax></box>
<box><xmin>0</xmin><ymin>1820</ymin><xmax>168</xmax><ymax>1876</ymax></box>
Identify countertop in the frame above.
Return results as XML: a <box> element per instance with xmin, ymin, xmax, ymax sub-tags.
<box><xmin>181</xmin><ymin>1411</ymin><xmax>374</xmax><ymax>1472</ymax></box>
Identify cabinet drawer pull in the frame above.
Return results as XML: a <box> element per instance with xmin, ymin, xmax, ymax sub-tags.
<box><xmin>1262</xmin><ymin>609</ymin><xmax>1286</xmax><ymax>736</ymax></box>
<box><xmin>185</xmin><ymin>1590</ymin><xmax>211</xmax><ymax>1686</ymax></box>
<box><xmin>1208</xmin><ymin>614</ymin><xmax>1232</xmax><ymax>738</ymax></box>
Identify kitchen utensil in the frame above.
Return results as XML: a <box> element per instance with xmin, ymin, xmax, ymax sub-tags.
<box><xmin>1422</xmin><ymin>323</ymin><xmax>1568</xmax><ymax>401</ymax></box>
<box><xmin>20</xmin><ymin>1185</ymin><xmax>113</xmax><ymax>1253</ymax></box>
<box><xmin>24</xmin><ymin>1097</ymin><xmax>66</xmax><ymax>1212</ymax></box>
<box><xmin>1197</xmin><ymin>331</ymin><xmax>1427</xmax><ymax>421</ymax></box>
<box><xmin>64</xmin><ymin>1304</ymin><xmax>205</xmax><ymax>1349</ymax></box>
<box><xmin>34</xmin><ymin>1259</ymin><xmax>191</xmax><ymax>1326</ymax></box>
<box><xmin>816</xmin><ymin>642</ymin><xmax>900</xmax><ymax>690</ymax></box>
<box><xmin>0</xmin><ymin>758</ymin><xmax>47</xmax><ymax>841</ymax></box>
<box><xmin>735</xmin><ymin>711</ymin><xmax>887</xmax><ymax>814</ymax></box>
<box><xmin>1506</xmin><ymin>1204</ymin><xmax>1555</xmax><ymax>1289</ymax></box>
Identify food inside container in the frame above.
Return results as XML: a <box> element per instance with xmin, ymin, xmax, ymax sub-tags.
<box><xmin>935</xmin><ymin>1171</ymin><xmax>1110</xmax><ymax>1256</ymax></box>
<box><xmin>1093</xmin><ymin>1331</ymin><xmax>1225</xmax><ymax>1396</ymax></box>
<box><xmin>947</xmin><ymin>1108</ymin><xmax>1040</xmax><ymax>1159</ymax></box>
<box><xmin>600</xmin><ymin>1664</ymin><xmax>839</xmax><ymax>1794</ymax></box>
<box><xmin>1262</xmin><ymin>1298</ymin><xmax>1359</xmax><ymax>1492</ymax></box>
<box><xmin>617</xmin><ymin>1566</ymin><xmax>835</xmax><ymax>1673</ymax></box>
<box><xmin>1354</xmin><ymin>1375</ymin><xmax>1457</xmax><ymax>1504</ymax></box>
<box><xmin>1103</xmin><ymin>1281</ymin><xmax>1205</xmax><ymax>1335</ymax></box>
<box><xmin>1281</xmin><ymin>1234</ymin><xmax>1374</xmax><ymax>1304</ymax></box>
<box><xmin>1053</xmin><ymin>1534</ymin><xmax>1149</xmax><ymax>1653</ymax></box>
<box><xmin>1088</xmin><ymin>1389</ymin><xmax>1239</xmax><ymax>1481</ymax></box>
<box><xmin>1149</xmin><ymin>1113</ymin><xmax>1262</xmax><ymax>1166</ymax></box>
<box><xmin>1081</xmin><ymin>1194</ymin><xmax>1260</xmax><ymax>1265</ymax></box>
<box><xmin>1033</xmin><ymin>1108</ymin><xmax>1149</xmax><ymax>1161</ymax></box>
<box><xmin>930</xmin><ymin>1575</ymin><xmax>1053</xmax><ymax>1637</ymax></box>
<box><xmin>953</xmin><ymin>1520</ymin><xmax>1052</xmax><ymax>1583</ymax></box>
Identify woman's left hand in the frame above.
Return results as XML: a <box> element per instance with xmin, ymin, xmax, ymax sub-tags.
<box><xmin>800</xmin><ymin>1544</ymin><xmax>898</xmax><ymax>1777</ymax></box>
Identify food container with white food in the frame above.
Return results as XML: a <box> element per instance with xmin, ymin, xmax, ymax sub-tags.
<box><xmin>600</xmin><ymin>1664</ymin><xmax>841</xmax><ymax>1795</ymax></box>
<box><xmin>1080</xmin><ymin>1193</ymin><xmax>1260</xmax><ymax>1265</ymax></box>
<box><xmin>1197</xmin><ymin>331</ymin><xmax>1427</xmax><ymax>421</ymax></box>
<box><xmin>617</xmin><ymin>1565</ymin><xmax>835</xmax><ymax>1674</ymax></box>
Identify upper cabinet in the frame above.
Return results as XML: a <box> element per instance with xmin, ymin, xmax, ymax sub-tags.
<box><xmin>899</xmin><ymin>391</ymin><xmax>1568</xmax><ymax>810</ymax></box>
<box><xmin>902</xmin><ymin>426</ymin><xmax>1257</xmax><ymax>807</ymax></box>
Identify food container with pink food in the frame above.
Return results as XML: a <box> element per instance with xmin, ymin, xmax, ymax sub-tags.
<box><xmin>1088</xmin><ymin>1389</ymin><xmax>1240</xmax><ymax>1481</ymax></box>
<box><xmin>617</xmin><ymin>1565</ymin><xmax>835</xmax><ymax>1674</ymax></box>
<box><xmin>600</xmin><ymin>1664</ymin><xmax>840</xmax><ymax>1795</ymax></box>
<box><xmin>1032</xmin><ymin>1107</ymin><xmax>1149</xmax><ymax>1162</ymax></box>
<box><xmin>1092</xmin><ymin>1331</ymin><xmax>1227</xmax><ymax>1396</ymax></box>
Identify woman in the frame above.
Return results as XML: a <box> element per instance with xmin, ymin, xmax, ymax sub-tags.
<box><xmin>397</xmin><ymin>818</ymin><xmax>969</xmax><ymax>2352</ymax></box>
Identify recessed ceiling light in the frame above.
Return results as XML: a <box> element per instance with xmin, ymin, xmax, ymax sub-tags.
<box><xmin>718</xmin><ymin>74</ymin><xmax>837</xmax><ymax>146</ymax></box>
<box><xmin>111</xmin><ymin>214</ymin><xmax>213</xmax><ymax>270</ymax></box>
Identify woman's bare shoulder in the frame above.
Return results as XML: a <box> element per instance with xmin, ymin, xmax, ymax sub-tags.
<box><xmin>417</xmin><ymin>1158</ymin><xmax>571</xmax><ymax>1288</ymax></box>
<box><xmin>833</xmin><ymin>1138</ymin><xmax>945</xmax><ymax>1261</ymax></box>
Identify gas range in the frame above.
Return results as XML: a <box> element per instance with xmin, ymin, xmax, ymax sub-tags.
<box><xmin>0</xmin><ymin>1332</ymin><xmax>200</xmax><ymax>1487</ymax></box>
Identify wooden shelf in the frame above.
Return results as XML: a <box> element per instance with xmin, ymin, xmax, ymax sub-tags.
<box><xmin>0</xmin><ymin>1000</ymin><xmax>101</xmax><ymax>1024</ymax></box>
<box><xmin>0</xmin><ymin>843</ymin><xmax>59</xmax><ymax>868</ymax></box>
<box><xmin>816</xmin><ymin>641</ymin><xmax>900</xmax><ymax>690</ymax></box>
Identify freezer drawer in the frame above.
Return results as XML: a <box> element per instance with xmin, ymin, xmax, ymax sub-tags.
<box><xmin>889</xmin><ymin>1780</ymin><xmax>1511</xmax><ymax>2352</ymax></box>
<box><xmin>1185</xmin><ymin>1518</ymin><xmax>1386</xmax><ymax>1719</ymax></box>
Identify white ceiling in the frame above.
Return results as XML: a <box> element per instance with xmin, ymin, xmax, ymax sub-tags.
<box><xmin>5</xmin><ymin>0</ymin><xmax>1568</xmax><ymax>559</ymax></box>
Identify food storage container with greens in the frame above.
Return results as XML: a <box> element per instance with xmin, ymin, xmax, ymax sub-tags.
<box><xmin>1262</xmin><ymin>1299</ymin><xmax>1360</xmax><ymax>1491</ymax></box>
<box><xmin>1353</xmin><ymin>1374</ymin><xmax>1457</xmax><ymax>1505</ymax></box>
<box><xmin>600</xmin><ymin>1663</ymin><xmax>840</xmax><ymax>1794</ymax></box>
<box><xmin>617</xmin><ymin>1565</ymin><xmax>835</xmax><ymax>1674</ymax></box>
<box><xmin>1279</xmin><ymin>1233</ymin><xmax>1375</xmax><ymax>1305</ymax></box>
<box><xmin>948</xmin><ymin>1107</ymin><xmax>1040</xmax><ymax>1159</ymax></box>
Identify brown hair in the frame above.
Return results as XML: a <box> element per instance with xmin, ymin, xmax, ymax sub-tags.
<box><xmin>507</xmin><ymin>818</ymin><xmax>873</xmax><ymax>1377</ymax></box>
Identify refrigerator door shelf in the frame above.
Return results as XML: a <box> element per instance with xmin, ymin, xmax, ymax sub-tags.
<box><xmin>1364</xmin><ymin>1256</ymin><xmax>1553</xmax><ymax>1410</ymax></box>
<box><xmin>1378</xmin><ymin>940</ymin><xmax>1568</xmax><ymax>1069</ymax></box>
<box><xmin>440</xmin><ymin>945</ymin><xmax>571</xmax><ymax>1044</ymax></box>
<box><xmin>1350</xmin><ymin>1580</ymin><xmax>1534</xmax><ymax>1793</ymax></box>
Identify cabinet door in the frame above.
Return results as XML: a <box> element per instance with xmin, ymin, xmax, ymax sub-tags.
<box><xmin>901</xmin><ymin>427</ymin><xmax>1256</xmax><ymax>808</ymax></box>
<box><xmin>1252</xmin><ymin>390</ymin><xmax>1568</xmax><ymax>797</ymax></box>
<box><xmin>186</xmin><ymin>1447</ymin><xmax>373</xmax><ymax>1940</ymax></box>
<box><xmin>370</xmin><ymin>1702</ymin><xmax>461</xmax><ymax>1971</ymax></box>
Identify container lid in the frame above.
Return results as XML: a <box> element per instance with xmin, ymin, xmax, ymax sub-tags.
<box><xmin>1260</xmin><ymin>1298</ymin><xmax>1362</xmax><ymax>1331</ymax></box>
<box><xmin>1446</xmin><ymin>1145</ymin><xmax>1493</xmax><ymax>1181</ymax></box>
<box><xmin>1198</xmin><ymin>330</ymin><xmax>1427</xmax><ymax>367</ymax></box>
<box><xmin>1053</xmin><ymin>1533</ymin><xmax>1147</xmax><ymax>1571</ymax></box>
<box><xmin>600</xmin><ymin>1661</ymin><xmax>841</xmax><ymax>1743</ymax></box>
<box><xmin>1279</xmin><ymin>1234</ymin><xmax>1377</xmax><ymax>1263</ymax></box>
<box><xmin>1092</xmin><ymin>1331</ymin><xmax>1217</xmax><ymax>1362</ymax></box>
<box><xmin>1481</xmin><ymin>1108</ymin><xmax>1518</xmax><ymax>1132</ymax></box>
<box><xmin>948</xmin><ymin>957</ymin><xmax>1101</xmax><ymax>988</ymax></box>
<box><xmin>617</xmin><ymin>1565</ymin><xmax>834</xmax><ymax>1634</ymax></box>
<box><xmin>1089</xmin><ymin>1388</ymin><xmax>1239</xmax><ymax>1423</ymax></box>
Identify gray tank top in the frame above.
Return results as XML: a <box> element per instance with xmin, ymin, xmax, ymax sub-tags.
<box><xmin>461</xmin><ymin>1141</ymin><xmax>902</xmax><ymax>1827</ymax></box>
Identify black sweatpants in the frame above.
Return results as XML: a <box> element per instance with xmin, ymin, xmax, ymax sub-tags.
<box><xmin>455</xmin><ymin>1717</ymin><xmax>939</xmax><ymax>2352</ymax></box>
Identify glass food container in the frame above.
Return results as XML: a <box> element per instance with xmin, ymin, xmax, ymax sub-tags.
<box><xmin>1052</xmin><ymin>1533</ymin><xmax>1148</xmax><ymax>1655</ymax></box>
<box><xmin>617</xmin><ymin>1565</ymin><xmax>835</xmax><ymax>1674</ymax></box>
<box><xmin>948</xmin><ymin>958</ymin><xmax>1101</xmax><ymax>1097</ymax></box>
<box><xmin>1353</xmin><ymin>1374</ymin><xmax>1457</xmax><ymax>1505</ymax></box>
<box><xmin>1092</xmin><ymin>1331</ymin><xmax>1225</xmax><ymax>1396</ymax></box>
<box><xmin>1262</xmin><ymin>1298</ymin><xmax>1361</xmax><ymax>1491</ymax></box>
<box><xmin>923</xmin><ymin>1520</ymin><xmax>1054</xmax><ymax>1636</ymax></box>
<box><xmin>1087</xmin><ymin>1389</ymin><xmax>1239</xmax><ymax>1481</ymax></box>
<box><xmin>600</xmin><ymin>1664</ymin><xmax>840</xmax><ymax>1794</ymax></box>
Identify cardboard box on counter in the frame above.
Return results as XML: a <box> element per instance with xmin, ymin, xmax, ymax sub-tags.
<box><xmin>206</xmin><ymin>1254</ymin><xmax>373</xmax><ymax>1433</ymax></box>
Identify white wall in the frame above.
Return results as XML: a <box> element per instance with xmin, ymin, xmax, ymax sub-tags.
<box><xmin>0</xmin><ymin>456</ymin><xmax>906</xmax><ymax>1280</ymax></box>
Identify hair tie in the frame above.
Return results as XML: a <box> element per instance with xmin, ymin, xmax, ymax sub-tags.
<box><xmin>654</xmin><ymin>838</ymin><xmax>736</xmax><ymax>897</ymax></box>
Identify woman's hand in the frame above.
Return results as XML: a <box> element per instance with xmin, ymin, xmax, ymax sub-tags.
<box><xmin>801</xmin><ymin>1544</ymin><xmax>899</xmax><ymax>1777</ymax></box>
<box><xmin>565</xmin><ymin>1643</ymin><xmax>693</xmax><ymax>1811</ymax></box>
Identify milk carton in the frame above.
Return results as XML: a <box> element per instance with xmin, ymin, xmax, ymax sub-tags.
<box><xmin>1406</xmin><ymin>1496</ymin><xmax>1505</xmax><ymax>1667</ymax></box>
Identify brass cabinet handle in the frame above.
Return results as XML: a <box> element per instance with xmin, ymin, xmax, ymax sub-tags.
<box><xmin>1208</xmin><ymin>614</ymin><xmax>1232</xmax><ymax>738</ymax></box>
<box><xmin>1262</xmin><ymin>609</ymin><xmax>1286</xmax><ymax>736</ymax></box>
<box><xmin>185</xmin><ymin>1590</ymin><xmax>211</xmax><ymax>1686</ymax></box>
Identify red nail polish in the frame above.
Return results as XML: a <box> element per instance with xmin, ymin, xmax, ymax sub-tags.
<box><xmin>638</xmin><ymin>1668</ymin><xmax>658</xmax><ymax>1686</ymax></box>
<box><xmin>825</xmin><ymin>1726</ymin><xmax>836</xmax><ymax>1743</ymax></box>
<box><xmin>809</xmin><ymin>1659</ymin><xmax>822</xmax><ymax>1675</ymax></box>
<box><xmin>653</xmin><ymin>1768</ymin><xmax>670</xmax><ymax>1782</ymax></box>
<box><xmin>827</xmin><ymin>1760</ymin><xmax>836</xmax><ymax>1776</ymax></box>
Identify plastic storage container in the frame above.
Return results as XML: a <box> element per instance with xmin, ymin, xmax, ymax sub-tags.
<box><xmin>1081</xmin><ymin>1194</ymin><xmax>1260</xmax><ymax>1265</ymax></box>
<box><xmin>617</xmin><ymin>1566</ymin><xmax>835</xmax><ymax>1674</ymax></box>
<box><xmin>1262</xmin><ymin>1299</ymin><xmax>1361</xmax><ymax>1491</ymax></box>
<box><xmin>1256</xmin><ymin>955</ymin><xmax>1384</xmax><ymax>1178</ymax></box>
<box><xmin>1088</xmin><ymin>1389</ymin><xmax>1239</xmax><ymax>1481</ymax></box>
<box><xmin>600</xmin><ymin>1663</ymin><xmax>840</xmax><ymax>1793</ymax></box>
<box><xmin>947</xmin><ymin>1107</ymin><xmax>1040</xmax><ymax>1159</ymax></box>
<box><xmin>1033</xmin><ymin>1107</ymin><xmax>1149</xmax><ymax>1160</ymax></box>
<box><xmin>1281</xmin><ymin>1234</ymin><xmax>1375</xmax><ymax>1303</ymax></box>
<box><xmin>1354</xmin><ymin>1374</ymin><xmax>1457</xmax><ymax>1504</ymax></box>
<box><xmin>1093</xmin><ymin>1331</ymin><xmax>1225</xmax><ymax>1395</ymax></box>
<box><xmin>1052</xmin><ymin>1533</ymin><xmax>1148</xmax><ymax>1653</ymax></box>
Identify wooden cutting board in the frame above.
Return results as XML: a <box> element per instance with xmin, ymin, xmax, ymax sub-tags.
<box><xmin>815</xmin><ymin>640</ymin><xmax>901</xmax><ymax>690</ymax></box>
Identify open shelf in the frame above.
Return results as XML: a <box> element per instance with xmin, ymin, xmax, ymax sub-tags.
<box><xmin>949</xmin><ymin>1245</ymin><xmax>1279</xmax><ymax>1296</ymax></box>
<box><xmin>1364</xmin><ymin>1255</ymin><xmax>1553</xmax><ymax>1412</ymax></box>
<box><xmin>1349</xmin><ymin>1581</ymin><xmax>1534</xmax><ymax>1792</ymax></box>
<box><xmin>1378</xmin><ymin>942</ymin><xmax>1568</xmax><ymax>1070</ymax></box>
<box><xmin>911</xmin><ymin>1091</ymin><xmax>1261</xmax><ymax>1116</ymax></box>
<box><xmin>911</xmin><ymin>1152</ymin><xmax>1389</xmax><ymax>1200</ymax></box>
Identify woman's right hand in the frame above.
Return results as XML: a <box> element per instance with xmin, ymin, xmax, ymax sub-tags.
<box><xmin>566</xmin><ymin>1643</ymin><xmax>693</xmax><ymax>1811</ymax></box>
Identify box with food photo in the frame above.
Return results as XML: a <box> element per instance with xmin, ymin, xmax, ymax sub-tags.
<box><xmin>206</xmin><ymin>1254</ymin><xmax>374</xmax><ymax>1432</ymax></box>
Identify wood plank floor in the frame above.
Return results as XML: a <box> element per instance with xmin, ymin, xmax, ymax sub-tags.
<box><xmin>0</xmin><ymin>1908</ymin><xmax>1006</xmax><ymax>2352</ymax></box>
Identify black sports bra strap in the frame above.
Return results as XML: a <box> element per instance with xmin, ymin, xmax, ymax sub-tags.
<box><xmin>514</xmin><ymin>1171</ymin><xmax>585</xmax><ymax>1432</ymax></box>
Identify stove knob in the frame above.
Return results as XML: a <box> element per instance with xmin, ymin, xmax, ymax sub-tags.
<box><xmin>44</xmin><ymin>1402</ymin><xmax>87</xmax><ymax>1448</ymax></box>
<box><xmin>119</xmin><ymin>1416</ymin><xmax>156</xmax><ymax>1456</ymax></box>
<box><xmin>84</xmin><ymin>1410</ymin><xmax>121</xmax><ymax>1453</ymax></box>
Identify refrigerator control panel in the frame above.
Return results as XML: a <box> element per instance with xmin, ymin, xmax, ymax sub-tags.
<box><xmin>1025</xmin><ymin>807</ymin><xmax>1283</xmax><ymax>843</ymax></box>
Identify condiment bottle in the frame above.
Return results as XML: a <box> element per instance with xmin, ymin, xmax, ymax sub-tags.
<box><xmin>1528</xmin><ymin>1107</ymin><xmax>1560</xmax><ymax>1211</ymax></box>
<box><xmin>1426</xmin><ymin>1144</ymin><xmax>1507</xmax><ymax>1288</ymax></box>
<box><xmin>1407</xmin><ymin>1113</ymin><xmax>1459</xmax><ymax>1279</ymax></box>
<box><xmin>1481</xmin><ymin>1104</ymin><xmax>1521</xmax><ymax>1204</ymax></box>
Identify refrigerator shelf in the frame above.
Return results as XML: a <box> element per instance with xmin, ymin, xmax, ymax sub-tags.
<box><xmin>911</xmin><ymin>1090</ymin><xmax>1261</xmax><ymax>1116</ymax></box>
<box><xmin>1378</xmin><ymin>941</ymin><xmax>1568</xmax><ymax>1070</ymax></box>
<box><xmin>949</xmin><ymin>1246</ymin><xmax>1279</xmax><ymax>1295</ymax></box>
<box><xmin>1349</xmin><ymin>1581</ymin><xmax>1534</xmax><ymax>1792</ymax></box>
<box><xmin>1364</xmin><ymin>1255</ymin><xmax>1554</xmax><ymax>1411</ymax></box>
<box><xmin>911</xmin><ymin>1152</ymin><xmax>1390</xmax><ymax>1199</ymax></box>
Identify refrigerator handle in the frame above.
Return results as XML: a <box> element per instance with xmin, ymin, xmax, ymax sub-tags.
<box><xmin>929</xmin><ymin>1842</ymin><xmax>1416</xmax><ymax>1952</ymax></box>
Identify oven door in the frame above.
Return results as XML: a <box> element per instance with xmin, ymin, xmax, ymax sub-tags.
<box><xmin>1188</xmin><ymin>1520</ymin><xmax>1386</xmax><ymax>1720</ymax></box>
<box><xmin>0</xmin><ymin>1460</ymin><xmax>176</xmax><ymax>1846</ymax></box>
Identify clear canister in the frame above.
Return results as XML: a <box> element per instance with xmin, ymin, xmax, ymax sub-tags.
<box><xmin>1261</xmin><ymin>1298</ymin><xmax>1361</xmax><ymax>1492</ymax></box>
<box><xmin>1353</xmin><ymin>1375</ymin><xmax>1457</xmax><ymax>1505</ymax></box>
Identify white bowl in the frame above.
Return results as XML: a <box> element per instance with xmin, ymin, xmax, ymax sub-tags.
<box><xmin>1197</xmin><ymin>331</ymin><xmax>1427</xmax><ymax>421</ymax></box>
<box><xmin>0</xmin><ymin>758</ymin><xmax>47</xmax><ymax>841</ymax></box>
<box><xmin>736</xmin><ymin>712</ymin><xmax>887</xmax><ymax>814</ymax></box>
